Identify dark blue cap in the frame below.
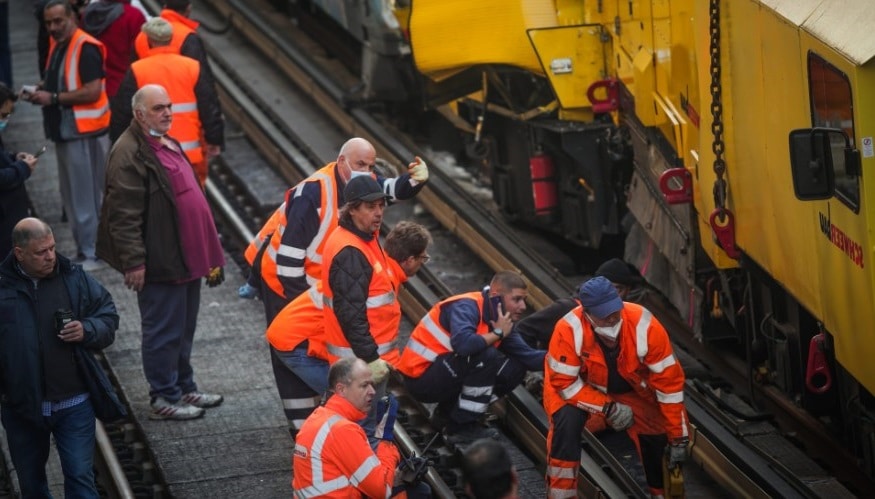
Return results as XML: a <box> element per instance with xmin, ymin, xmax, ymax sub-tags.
<box><xmin>578</xmin><ymin>276</ymin><xmax>623</xmax><ymax>319</ymax></box>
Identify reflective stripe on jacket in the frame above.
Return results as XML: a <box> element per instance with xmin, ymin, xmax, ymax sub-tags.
<box><xmin>265</xmin><ymin>282</ymin><xmax>328</xmax><ymax>358</ymax></box>
<box><xmin>260</xmin><ymin>163</ymin><xmax>339</xmax><ymax>299</ymax></box>
<box><xmin>130</xmin><ymin>49</ymin><xmax>203</xmax><ymax>163</ymax></box>
<box><xmin>47</xmin><ymin>29</ymin><xmax>110</xmax><ymax>135</ymax></box>
<box><xmin>397</xmin><ymin>291</ymin><xmax>491</xmax><ymax>378</ymax></box>
<box><xmin>292</xmin><ymin>395</ymin><xmax>399</xmax><ymax>498</ymax></box>
<box><xmin>543</xmin><ymin>302</ymin><xmax>689</xmax><ymax>440</ymax></box>
<box><xmin>322</xmin><ymin>226</ymin><xmax>401</xmax><ymax>365</ymax></box>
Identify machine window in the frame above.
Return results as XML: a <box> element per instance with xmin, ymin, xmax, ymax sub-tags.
<box><xmin>808</xmin><ymin>52</ymin><xmax>858</xmax><ymax>212</ymax></box>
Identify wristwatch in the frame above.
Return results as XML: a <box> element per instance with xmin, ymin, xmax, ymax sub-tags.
<box><xmin>492</xmin><ymin>328</ymin><xmax>504</xmax><ymax>338</ymax></box>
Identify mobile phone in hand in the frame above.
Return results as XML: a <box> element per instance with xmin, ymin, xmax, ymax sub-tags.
<box><xmin>20</xmin><ymin>84</ymin><xmax>37</xmax><ymax>95</ymax></box>
<box><xmin>489</xmin><ymin>295</ymin><xmax>503</xmax><ymax>320</ymax></box>
<box><xmin>34</xmin><ymin>144</ymin><xmax>48</xmax><ymax>158</ymax></box>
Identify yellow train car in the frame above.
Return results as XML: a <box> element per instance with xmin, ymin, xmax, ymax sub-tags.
<box><xmin>402</xmin><ymin>0</ymin><xmax>875</xmax><ymax>477</ymax></box>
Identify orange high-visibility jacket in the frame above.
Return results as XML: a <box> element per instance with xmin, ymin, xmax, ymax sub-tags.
<box><xmin>47</xmin><ymin>29</ymin><xmax>110</xmax><ymax>135</ymax></box>
<box><xmin>130</xmin><ymin>48</ymin><xmax>204</xmax><ymax>163</ymax></box>
<box><xmin>265</xmin><ymin>282</ymin><xmax>328</xmax><ymax>359</ymax></box>
<box><xmin>396</xmin><ymin>291</ymin><xmax>491</xmax><ymax>378</ymax></box>
<box><xmin>244</xmin><ymin>201</ymin><xmax>285</xmax><ymax>266</ymax></box>
<box><xmin>133</xmin><ymin>9</ymin><xmax>195</xmax><ymax>59</ymax></box>
<box><xmin>292</xmin><ymin>395</ymin><xmax>400</xmax><ymax>498</ymax></box>
<box><xmin>322</xmin><ymin>226</ymin><xmax>401</xmax><ymax>365</ymax></box>
<box><xmin>258</xmin><ymin>163</ymin><xmax>339</xmax><ymax>299</ymax></box>
<box><xmin>543</xmin><ymin>302</ymin><xmax>689</xmax><ymax>441</ymax></box>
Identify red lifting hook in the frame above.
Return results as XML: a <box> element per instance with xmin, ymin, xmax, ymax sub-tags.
<box><xmin>708</xmin><ymin>209</ymin><xmax>741</xmax><ymax>259</ymax></box>
<box><xmin>659</xmin><ymin>168</ymin><xmax>692</xmax><ymax>204</ymax></box>
<box><xmin>805</xmin><ymin>333</ymin><xmax>833</xmax><ymax>394</ymax></box>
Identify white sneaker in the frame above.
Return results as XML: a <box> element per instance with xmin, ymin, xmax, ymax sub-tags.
<box><xmin>149</xmin><ymin>397</ymin><xmax>205</xmax><ymax>420</ymax></box>
<box><xmin>181</xmin><ymin>391</ymin><xmax>224</xmax><ymax>408</ymax></box>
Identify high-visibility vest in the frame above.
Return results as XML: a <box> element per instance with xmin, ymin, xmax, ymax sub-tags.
<box><xmin>322</xmin><ymin>226</ymin><xmax>401</xmax><ymax>365</ymax></box>
<box><xmin>259</xmin><ymin>163</ymin><xmax>340</xmax><ymax>299</ymax></box>
<box><xmin>133</xmin><ymin>9</ymin><xmax>195</xmax><ymax>59</ymax></box>
<box><xmin>130</xmin><ymin>48</ymin><xmax>203</xmax><ymax>163</ymax></box>
<box><xmin>265</xmin><ymin>283</ymin><xmax>328</xmax><ymax>358</ymax></box>
<box><xmin>397</xmin><ymin>291</ymin><xmax>491</xmax><ymax>378</ymax></box>
<box><xmin>292</xmin><ymin>395</ymin><xmax>400</xmax><ymax>498</ymax></box>
<box><xmin>543</xmin><ymin>302</ymin><xmax>689</xmax><ymax>441</ymax></box>
<box><xmin>47</xmin><ymin>29</ymin><xmax>110</xmax><ymax>135</ymax></box>
<box><xmin>244</xmin><ymin>202</ymin><xmax>285</xmax><ymax>266</ymax></box>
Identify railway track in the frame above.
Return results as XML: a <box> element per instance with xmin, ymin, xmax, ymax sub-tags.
<box><xmin>128</xmin><ymin>0</ymin><xmax>864</xmax><ymax>496</ymax></box>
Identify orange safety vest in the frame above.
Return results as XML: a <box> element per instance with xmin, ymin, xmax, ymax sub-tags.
<box><xmin>47</xmin><ymin>29</ymin><xmax>110</xmax><ymax>135</ymax></box>
<box><xmin>259</xmin><ymin>163</ymin><xmax>340</xmax><ymax>299</ymax></box>
<box><xmin>133</xmin><ymin>9</ymin><xmax>195</xmax><ymax>60</ymax></box>
<box><xmin>322</xmin><ymin>226</ymin><xmax>401</xmax><ymax>365</ymax></box>
<box><xmin>543</xmin><ymin>302</ymin><xmax>689</xmax><ymax>440</ymax></box>
<box><xmin>265</xmin><ymin>282</ymin><xmax>329</xmax><ymax>358</ymax></box>
<box><xmin>130</xmin><ymin>48</ymin><xmax>203</xmax><ymax>164</ymax></box>
<box><xmin>292</xmin><ymin>395</ymin><xmax>400</xmax><ymax>498</ymax></box>
<box><xmin>397</xmin><ymin>291</ymin><xmax>492</xmax><ymax>378</ymax></box>
<box><xmin>244</xmin><ymin>201</ymin><xmax>285</xmax><ymax>266</ymax></box>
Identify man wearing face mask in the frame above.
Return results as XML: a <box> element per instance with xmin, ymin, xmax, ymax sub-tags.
<box><xmin>244</xmin><ymin>137</ymin><xmax>428</xmax><ymax>326</ymax></box>
<box><xmin>543</xmin><ymin>276</ymin><xmax>690</xmax><ymax>498</ymax></box>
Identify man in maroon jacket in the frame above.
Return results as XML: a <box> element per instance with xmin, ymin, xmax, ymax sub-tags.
<box><xmin>81</xmin><ymin>0</ymin><xmax>146</xmax><ymax>98</ymax></box>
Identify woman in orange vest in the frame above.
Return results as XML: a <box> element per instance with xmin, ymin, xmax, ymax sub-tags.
<box><xmin>543</xmin><ymin>277</ymin><xmax>690</xmax><ymax>498</ymax></box>
<box><xmin>265</xmin><ymin>221</ymin><xmax>431</xmax><ymax>439</ymax></box>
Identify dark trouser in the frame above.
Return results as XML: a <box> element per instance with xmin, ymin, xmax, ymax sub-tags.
<box><xmin>259</xmin><ymin>285</ymin><xmax>288</xmax><ymax>326</ymax></box>
<box><xmin>1</xmin><ymin>400</ymin><xmax>99</xmax><ymax>499</ymax></box>
<box><xmin>269</xmin><ymin>345</ymin><xmax>328</xmax><ymax>437</ymax></box>
<box><xmin>138</xmin><ymin>279</ymin><xmax>201</xmax><ymax>402</ymax></box>
<box><xmin>403</xmin><ymin>348</ymin><xmax>526</xmax><ymax>426</ymax></box>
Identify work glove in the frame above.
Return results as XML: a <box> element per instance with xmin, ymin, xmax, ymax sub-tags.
<box><xmin>238</xmin><ymin>282</ymin><xmax>258</xmax><ymax>299</ymax></box>
<box><xmin>368</xmin><ymin>358</ymin><xmax>391</xmax><ymax>384</ymax></box>
<box><xmin>604</xmin><ymin>401</ymin><xmax>634</xmax><ymax>431</ymax></box>
<box><xmin>408</xmin><ymin>156</ymin><xmax>429</xmax><ymax>185</ymax></box>
<box><xmin>668</xmin><ymin>438</ymin><xmax>690</xmax><ymax>468</ymax></box>
<box><xmin>206</xmin><ymin>266</ymin><xmax>225</xmax><ymax>287</ymax></box>
<box><xmin>374</xmin><ymin>394</ymin><xmax>398</xmax><ymax>441</ymax></box>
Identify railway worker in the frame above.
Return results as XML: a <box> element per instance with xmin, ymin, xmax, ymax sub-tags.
<box><xmin>397</xmin><ymin>270</ymin><xmax>546</xmax><ymax>445</ymax></box>
<box><xmin>0</xmin><ymin>218</ymin><xmax>120</xmax><ymax>499</ymax></box>
<box><xmin>319</xmin><ymin>175</ymin><xmax>425</xmax><ymax>449</ymax></box>
<box><xmin>0</xmin><ymin>83</ymin><xmax>39</xmax><ymax>257</ymax></box>
<box><xmin>22</xmin><ymin>0</ymin><xmax>111</xmax><ymax>272</ymax></box>
<box><xmin>131</xmin><ymin>0</ymin><xmax>220</xmax><ymax>185</ymax></box>
<box><xmin>110</xmin><ymin>17</ymin><xmax>224</xmax><ymax>187</ymax></box>
<box><xmin>266</xmin><ymin>220</ymin><xmax>432</xmax><ymax>440</ymax></box>
<box><xmin>292</xmin><ymin>357</ymin><xmax>403</xmax><ymax>497</ymax></box>
<box><xmin>81</xmin><ymin>0</ymin><xmax>146</xmax><ymax>98</ymax></box>
<box><xmin>97</xmin><ymin>84</ymin><xmax>227</xmax><ymax>421</ymax></box>
<box><xmin>543</xmin><ymin>276</ymin><xmax>690</xmax><ymax>498</ymax></box>
<box><xmin>461</xmin><ymin>439</ymin><xmax>520</xmax><ymax>499</ymax></box>
<box><xmin>595</xmin><ymin>257</ymin><xmax>647</xmax><ymax>302</ymax></box>
<box><xmin>245</xmin><ymin>136</ymin><xmax>428</xmax><ymax>325</ymax></box>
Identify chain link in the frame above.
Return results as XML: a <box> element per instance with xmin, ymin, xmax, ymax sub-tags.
<box><xmin>709</xmin><ymin>0</ymin><xmax>727</xmax><ymax>220</ymax></box>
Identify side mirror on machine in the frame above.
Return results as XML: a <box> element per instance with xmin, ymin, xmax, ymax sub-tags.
<box><xmin>788</xmin><ymin>128</ymin><xmax>860</xmax><ymax>200</ymax></box>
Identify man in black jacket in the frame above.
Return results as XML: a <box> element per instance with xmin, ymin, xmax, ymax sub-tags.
<box><xmin>0</xmin><ymin>217</ymin><xmax>119</xmax><ymax>498</ymax></box>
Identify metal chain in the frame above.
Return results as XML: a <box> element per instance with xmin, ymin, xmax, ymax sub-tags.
<box><xmin>709</xmin><ymin>0</ymin><xmax>727</xmax><ymax>220</ymax></box>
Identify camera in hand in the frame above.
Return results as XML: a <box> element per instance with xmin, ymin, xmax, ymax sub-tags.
<box><xmin>55</xmin><ymin>309</ymin><xmax>74</xmax><ymax>333</ymax></box>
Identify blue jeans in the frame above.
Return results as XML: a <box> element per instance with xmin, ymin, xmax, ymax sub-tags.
<box><xmin>1</xmin><ymin>400</ymin><xmax>98</xmax><ymax>499</ymax></box>
<box><xmin>273</xmin><ymin>345</ymin><xmax>330</xmax><ymax>394</ymax></box>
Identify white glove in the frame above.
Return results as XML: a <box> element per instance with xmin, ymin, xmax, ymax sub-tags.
<box><xmin>408</xmin><ymin>156</ymin><xmax>428</xmax><ymax>184</ymax></box>
<box><xmin>368</xmin><ymin>358</ymin><xmax>391</xmax><ymax>383</ymax></box>
<box><xmin>604</xmin><ymin>401</ymin><xmax>634</xmax><ymax>431</ymax></box>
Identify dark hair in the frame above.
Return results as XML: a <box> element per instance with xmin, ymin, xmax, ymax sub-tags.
<box><xmin>338</xmin><ymin>199</ymin><xmax>364</xmax><ymax>224</ymax></box>
<box><xmin>163</xmin><ymin>0</ymin><xmax>191</xmax><ymax>13</ymax></box>
<box><xmin>461</xmin><ymin>439</ymin><xmax>514</xmax><ymax>499</ymax></box>
<box><xmin>0</xmin><ymin>83</ymin><xmax>17</xmax><ymax>105</ymax></box>
<box><xmin>384</xmin><ymin>221</ymin><xmax>431</xmax><ymax>262</ymax></box>
<box><xmin>327</xmin><ymin>357</ymin><xmax>359</xmax><ymax>389</ymax></box>
<box><xmin>44</xmin><ymin>0</ymin><xmax>73</xmax><ymax>15</ymax></box>
<box><xmin>490</xmin><ymin>270</ymin><xmax>526</xmax><ymax>294</ymax></box>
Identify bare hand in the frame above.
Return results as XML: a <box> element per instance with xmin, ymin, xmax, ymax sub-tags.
<box><xmin>25</xmin><ymin>89</ymin><xmax>52</xmax><ymax>106</ymax></box>
<box><xmin>16</xmin><ymin>153</ymin><xmax>38</xmax><ymax>171</ymax></box>
<box><xmin>205</xmin><ymin>144</ymin><xmax>222</xmax><ymax>160</ymax></box>
<box><xmin>490</xmin><ymin>302</ymin><xmax>513</xmax><ymax>334</ymax></box>
<box><xmin>124</xmin><ymin>268</ymin><xmax>146</xmax><ymax>292</ymax></box>
<box><xmin>57</xmin><ymin>320</ymin><xmax>85</xmax><ymax>343</ymax></box>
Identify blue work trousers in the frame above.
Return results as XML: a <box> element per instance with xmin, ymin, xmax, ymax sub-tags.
<box><xmin>403</xmin><ymin>348</ymin><xmax>526</xmax><ymax>426</ymax></box>
<box><xmin>138</xmin><ymin>279</ymin><xmax>201</xmax><ymax>402</ymax></box>
<box><xmin>1</xmin><ymin>400</ymin><xmax>98</xmax><ymax>499</ymax></box>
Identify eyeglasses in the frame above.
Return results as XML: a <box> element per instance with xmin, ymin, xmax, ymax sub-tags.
<box><xmin>418</xmin><ymin>254</ymin><xmax>431</xmax><ymax>263</ymax></box>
